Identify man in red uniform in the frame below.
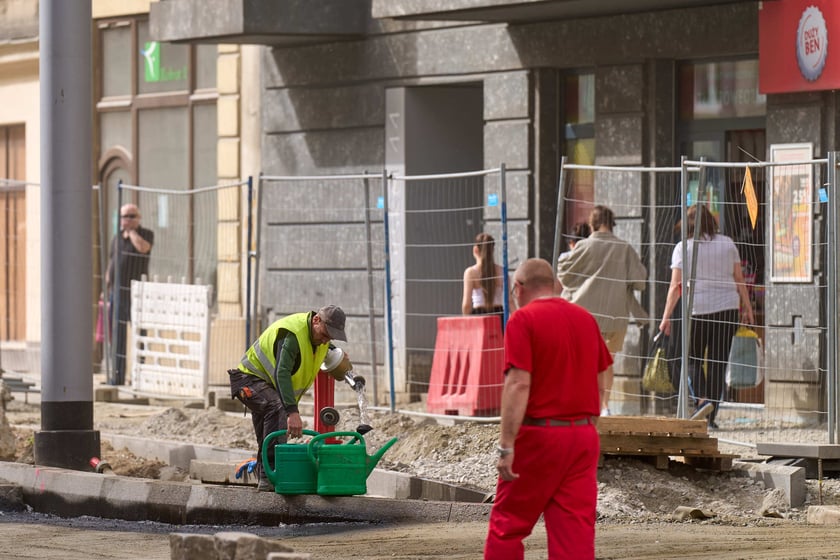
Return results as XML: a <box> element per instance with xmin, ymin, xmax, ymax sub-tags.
<box><xmin>484</xmin><ymin>258</ymin><xmax>612</xmax><ymax>560</ymax></box>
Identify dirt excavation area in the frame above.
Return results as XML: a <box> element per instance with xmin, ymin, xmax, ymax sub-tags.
<box><xmin>5</xmin><ymin>397</ymin><xmax>840</xmax><ymax>559</ymax></box>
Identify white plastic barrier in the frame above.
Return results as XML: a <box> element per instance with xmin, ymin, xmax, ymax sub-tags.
<box><xmin>130</xmin><ymin>280</ymin><xmax>211</xmax><ymax>398</ymax></box>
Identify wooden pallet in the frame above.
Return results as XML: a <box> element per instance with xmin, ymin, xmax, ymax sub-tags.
<box><xmin>597</xmin><ymin>416</ymin><xmax>738</xmax><ymax>471</ymax></box>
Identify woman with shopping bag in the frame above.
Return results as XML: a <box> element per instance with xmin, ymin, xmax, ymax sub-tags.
<box><xmin>658</xmin><ymin>204</ymin><xmax>754</xmax><ymax>428</ymax></box>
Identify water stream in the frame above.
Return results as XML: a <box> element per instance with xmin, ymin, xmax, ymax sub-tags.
<box><xmin>355</xmin><ymin>384</ymin><xmax>371</xmax><ymax>427</ymax></box>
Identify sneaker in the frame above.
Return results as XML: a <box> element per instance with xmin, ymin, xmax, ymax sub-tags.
<box><xmin>257</xmin><ymin>476</ymin><xmax>274</xmax><ymax>493</ymax></box>
<box><xmin>600</xmin><ymin>407</ymin><xmax>611</xmax><ymax>417</ymax></box>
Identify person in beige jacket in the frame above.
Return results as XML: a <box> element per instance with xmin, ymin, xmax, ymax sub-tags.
<box><xmin>557</xmin><ymin>205</ymin><xmax>648</xmax><ymax>415</ymax></box>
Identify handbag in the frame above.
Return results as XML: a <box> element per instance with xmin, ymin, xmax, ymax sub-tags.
<box><xmin>643</xmin><ymin>332</ymin><xmax>676</xmax><ymax>393</ymax></box>
<box><xmin>726</xmin><ymin>326</ymin><xmax>763</xmax><ymax>388</ymax></box>
<box><xmin>95</xmin><ymin>298</ymin><xmax>105</xmax><ymax>343</ymax></box>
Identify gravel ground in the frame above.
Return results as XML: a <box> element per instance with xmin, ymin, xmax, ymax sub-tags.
<box><xmin>6</xmin><ymin>396</ymin><xmax>840</xmax><ymax>526</ymax></box>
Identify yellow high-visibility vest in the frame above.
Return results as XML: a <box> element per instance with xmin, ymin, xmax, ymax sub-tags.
<box><xmin>238</xmin><ymin>312</ymin><xmax>328</xmax><ymax>402</ymax></box>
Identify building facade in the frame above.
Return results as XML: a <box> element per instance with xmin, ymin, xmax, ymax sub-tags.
<box><xmin>154</xmin><ymin>0</ymin><xmax>836</xmax><ymax>414</ymax></box>
<box><xmin>2</xmin><ymin>1</ymin><xmax>835</xmax><ymax>417</ymax></box>
<box><xmin>0</xmin><ymin>0</ymin><xmax>256</xmax><ymax>383</ymax></box>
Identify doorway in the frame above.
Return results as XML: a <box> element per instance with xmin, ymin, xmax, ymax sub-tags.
<box><xmin>384</xmin><ymin>84</ymin><xmax>484</xmax><ymax>397</ymax></box>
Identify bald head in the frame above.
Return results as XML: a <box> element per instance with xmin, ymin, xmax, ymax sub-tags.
<box><xmin>512</xmin><ymin>258</ymin><xmax>557</xmax><ymax>306</ymax></box>
<box><xmin>120</xmin><ymin>204</ymin><xmax>141</xmax><ymax>228</ymax></box>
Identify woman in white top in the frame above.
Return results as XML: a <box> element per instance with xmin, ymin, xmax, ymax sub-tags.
<box><xmin>659</xmin><ymin>204</ymin><xmax>754</xmax><ymax>427</ymax></box>
<box><xmin>462</xmin><ymin>232</ymin><xmax>504</xmax><ymax>322</ymax></box>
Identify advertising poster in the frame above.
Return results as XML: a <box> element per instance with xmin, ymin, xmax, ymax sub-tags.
<box><xmin>769</xmin><ymin>143</ymin><xmax>813</xmax><ymax>282</ymax></box>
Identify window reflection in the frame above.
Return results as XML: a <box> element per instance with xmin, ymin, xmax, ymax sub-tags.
<box><xmin>679</xmin><ymin>60</ymin><xmax>766</xmax><ymax>120</ymax></box>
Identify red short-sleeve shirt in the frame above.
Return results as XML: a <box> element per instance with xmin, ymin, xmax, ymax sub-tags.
<box><xmin>504</xmin><ymin>297</ymin><xmax>612</xmax><ymax>418</ymax></box>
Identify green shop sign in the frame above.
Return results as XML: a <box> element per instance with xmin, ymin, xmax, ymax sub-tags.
<box><xmin>142</xmin><ymin>42</ymin><xmax>187</xmax><ymax>83</ymax></box>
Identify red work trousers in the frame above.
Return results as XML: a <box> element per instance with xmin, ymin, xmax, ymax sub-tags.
<box><xmin>484</xmin><ymin>422</ymin><xmax>600</xmax><ymax>560</ymax></box>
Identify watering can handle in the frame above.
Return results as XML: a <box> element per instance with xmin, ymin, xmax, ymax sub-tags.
<box><xmin>307</xmin><ymin>431</ymin><xmax>364</xmax><ymax>465</ymax></box>
<box><xmin>261</xmin><ymin>429</ymin><xmax>321</xmax><ymax>482</ymax></box>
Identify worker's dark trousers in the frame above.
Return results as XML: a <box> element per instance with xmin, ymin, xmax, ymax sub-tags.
<box><xmin>228</xmin><ymin>369</ymin><xmax>289</xmax><ymax>478</ymax></box>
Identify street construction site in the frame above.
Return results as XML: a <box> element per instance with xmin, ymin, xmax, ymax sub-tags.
<box><xmin>4</xmin><ymin>372</ymin><xmax>840</xmax><ymax>559</ymax></box>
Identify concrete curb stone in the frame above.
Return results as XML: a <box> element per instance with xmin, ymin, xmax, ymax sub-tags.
<box><xmin>731</xmin><ymin>460</ymin><xmax>805</xmax><ymax>507</ymax></box>
<box><xmin>0</xmin><ymin>461</ymin><xmax>491</xmax><ymax>526</ymax></box>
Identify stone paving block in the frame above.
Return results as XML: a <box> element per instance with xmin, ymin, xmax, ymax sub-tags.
<box><xmin>170</xmin><ymin>533</ymin><xmax>216</xmax><ymax>560</ymax></box>
<box><xmin>807</xmin><ymin>505</ymin><xmax>840</xmax><ymax>524</ymax></box>
<box><xmin>214</xmin><ymin>531</ymin><xmax>293</xmax><ymax>560</ymax></box>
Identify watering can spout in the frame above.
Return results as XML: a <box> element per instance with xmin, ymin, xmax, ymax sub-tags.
<box><xmin>366</xmin><ymin>437</ymin><xmax>398</xmax><ymax>477</ymax></box>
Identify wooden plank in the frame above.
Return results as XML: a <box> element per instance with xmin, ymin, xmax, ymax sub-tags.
<box><xmin>602</xmin><ymin>447</ymin><xmax>719</xmax><ymax>457</ymax></box>
<box><xmin>602</xmin><ymin>430</ymin><xmax>710</xmax><ymax>438</ymax></box>
<box><xmin>598</xmin><ymin>416</ymin><xmax>709</xmax><ymax>436</ymax></box>
<box><xmin>602</xmin><ymin>450</ymin><xmax>737</xmax><ymax>458</ymax></box>
<box><xmin>600</xmin><ymin>434</ymin><xmax>719</xmax><ymax>454</ymax></box>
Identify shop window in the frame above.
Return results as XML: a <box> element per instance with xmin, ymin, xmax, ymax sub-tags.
<box><xmin>679</xmin><ymin>60</ymin><xmax>766</xmax><ymax>120</ymax></box>
<box><xmin>563</xmin><ymin>72</ymin><xmax>595</xmax><ymax>233</ymax></box>
<box><xmin>95</xmin><ymin>17</ymin><xmax>218</xmax><ymax>288</ymax></box>
<box><xmin>102</xmin><ymin>25</ymin><xmax>131</xmax><ymax>98</ymax></box>
<box><xmin>137</xmin><ymin>20</ymin><xmax>189</xmax><ymax>94</ymax></box>
<box><xmin>565</xmin><ymin>73</ymin><xmax>594</xmax><ymax>125</ymax></box>
<box><xmin>138</xmin><ymin>107</ymin><xmax>189</xmax><ymax>187</ymax></box>
<box><xmin>100</xmin><ymin>111</ymin><xmax>131</xmax><ymax>155</ymax></box>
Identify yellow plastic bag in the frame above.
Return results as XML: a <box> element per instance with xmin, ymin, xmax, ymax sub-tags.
<box><xmin>643</xmin><ymin>333</ymin><xmax>676</xmax><ymax>393</ymax></box>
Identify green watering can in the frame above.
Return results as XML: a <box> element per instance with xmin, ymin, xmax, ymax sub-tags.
<box><xmin>307</xmin><ymin>431</ymin><xmax>398</xmax><ymax>496</ymax></box>
<box><xmin>261</xmin><ymin>429</ymin><xmax>321</xmax><ymax>495</ymax></box>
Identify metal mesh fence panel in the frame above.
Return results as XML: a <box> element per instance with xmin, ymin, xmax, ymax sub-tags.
<box><xmin>387</xmin><ymin>168</ymin><xmax>509</xmax><ymax>415</ymax></box>
<box><xmin>682</xmin><ymin>158</ymin><xmax>830</xmax><ymax>439</ymax></box>
<box><xmin>258</xmin><ymin>168</ymin><xmax>508</xmax><ymax>418</ymax></box>
<box><xmin>100</xmin><ymin>180</ymin><xmax>250</xmax><ymax>392</ymax></box>
<box><xmin>257</xmin><ymin>173</ymin><xmax>385</xmax><ymax>411</ymax></box>
<box><xmin>557</xmin><ymin>157</ymin><xmax>835</xmax><ymax>444</ymax></box>
<box><xmin>556</xmin><ymin>163</ymin><xmax>681</xmax><ymax>417</ymax></box>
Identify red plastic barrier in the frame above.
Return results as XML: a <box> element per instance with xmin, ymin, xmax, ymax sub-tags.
<box><xmin>426</xmin><ymin>315</ymin><xmax>505</xmax><ymax>416</ymax></box>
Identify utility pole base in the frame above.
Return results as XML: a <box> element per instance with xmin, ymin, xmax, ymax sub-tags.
<box><xmin>34</xmin><ymin>430</ymin><xmax>101</xmax><ymax>471</ymax></box>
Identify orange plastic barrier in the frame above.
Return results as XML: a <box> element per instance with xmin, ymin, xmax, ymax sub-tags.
<box><xmin>426</xmin><ymin>315</ymin><xmax>505</xmax><ymax>416</ymax></box>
